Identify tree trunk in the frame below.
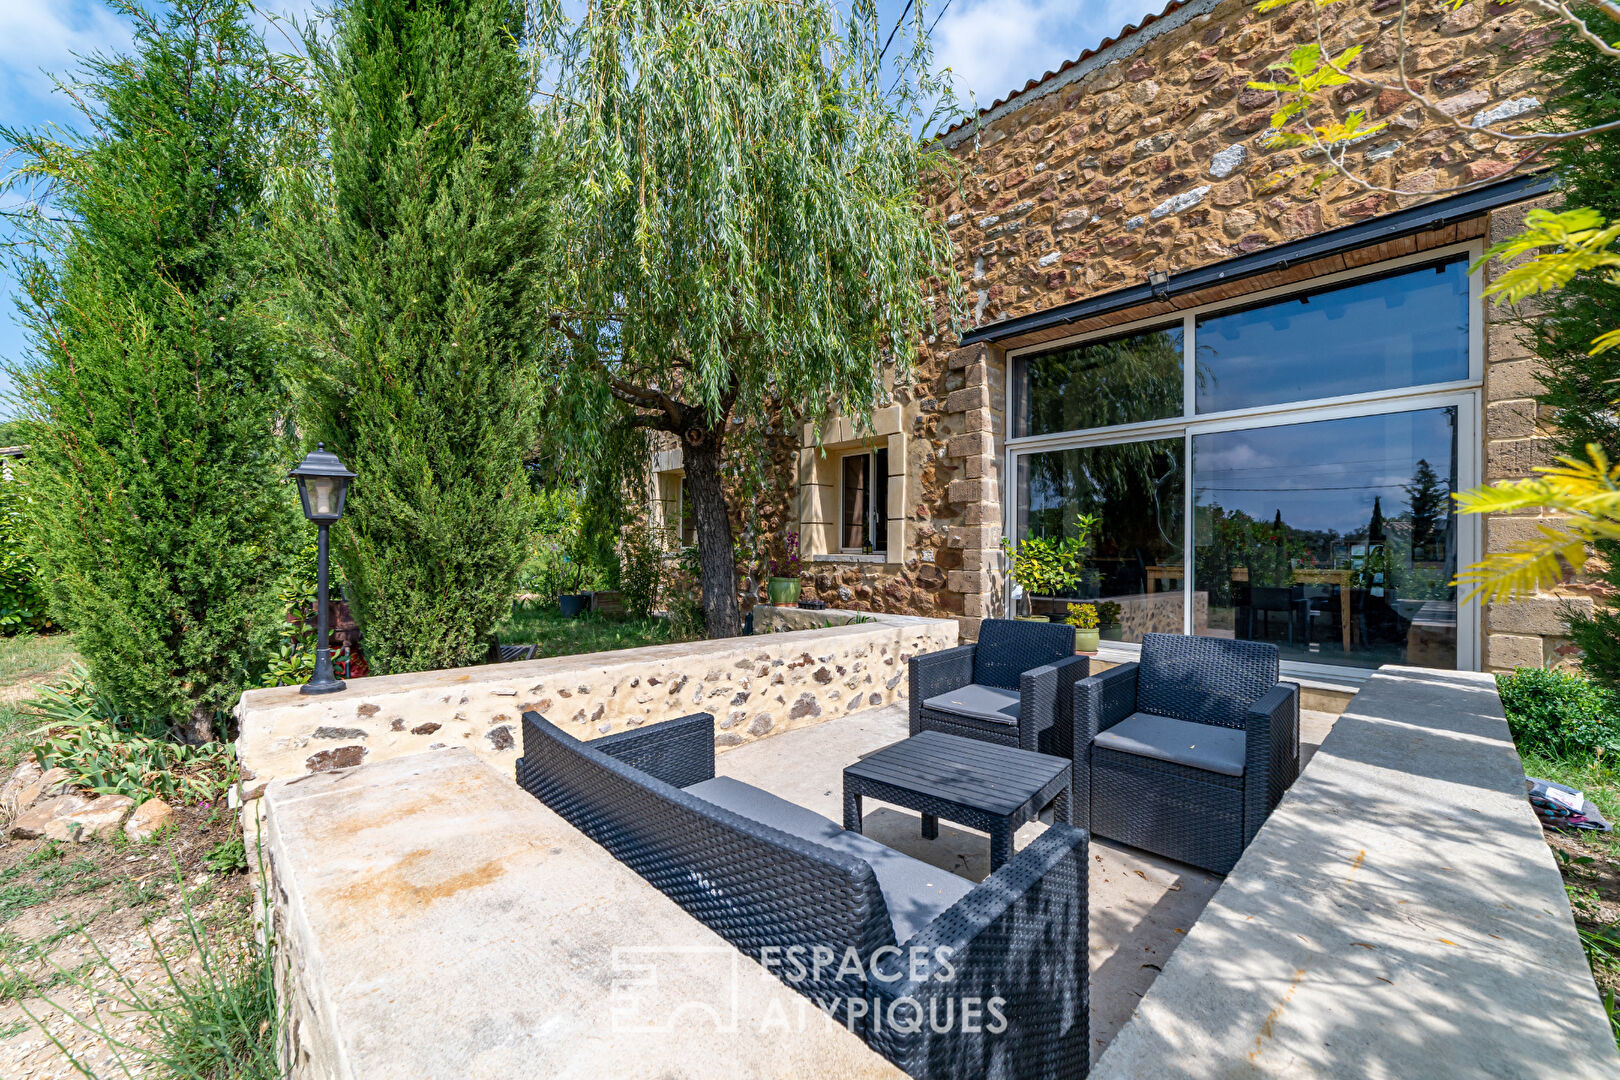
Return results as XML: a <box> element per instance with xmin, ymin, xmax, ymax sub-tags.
<box><xmin>681</xmin><ymin>422</ymin><xmax>742</xmax><ymax>639</ymax></box>
<box><xmin>176</xmin><ymin>701</ymin><xmax>216</xmax><ymax>746</ymax></box>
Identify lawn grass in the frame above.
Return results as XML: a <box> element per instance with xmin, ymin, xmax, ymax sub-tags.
<box><xmin>1521</xmin><ymin>749</ymin><xmax>1620</xmax><ymax>855</ymax></box>
<box><xmin>0</xmin><ymin>633</ymin><xmax>78</xmax><ymax>686</ymax></box>
<box><xmin>0</xmin><ymin>843</ymin><xmax>112</xmax><ymax>925</ymax></box>
<box><xmin>493</xmin><ymin>604</ymin><xmax>697</xmax><ymax>659</ymax></box>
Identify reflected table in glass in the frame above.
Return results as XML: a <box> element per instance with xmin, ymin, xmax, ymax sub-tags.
<box><xmin>1230</xmin><ymin>566</ymin><xmax>1353</xmax><ymax>653</ymax></box>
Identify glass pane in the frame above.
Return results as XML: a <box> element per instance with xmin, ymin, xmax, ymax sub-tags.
<box><xmin>872</xmin><ymin>449</ymin><xmax>889</xmax><ymax>552</ymax></box>
<box><xmin>842</xmin><ymin>454</ymin><xmax>868</xmax><ymax>551</ymax></box>
<box><xmin>1191</xmin><ymin>407</ymin><xmax>1459</xmax><ymax>670</ymax></box>
<box><xmin>1194</xmin><ymin>258</ymin><xmax>1469</xmax><ymax>414</ymax></box>
<box><xmin>1016</xmin><ymin>438</ymin><xmax>1185</xmax><ymax>642</ymax></box>
<box><xmin>1020</xmin><ymin>324</ymin><xmax>1183</xmax><ymax>436</ymax></box>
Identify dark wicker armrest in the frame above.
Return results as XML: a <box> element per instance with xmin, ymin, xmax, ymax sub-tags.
<box><xmin>1071</xmin><ymin>663</ymin><xmax>1138</xmax><ymax>832</ymax></box>
<box><xmin>872</xmin><ymin>824</ymin><xmax>1089</xmax><ymax>1080</ymax></box>
<box><xmin>1073</xmin><ymin>662</ymin><xmax>1139</xmax><ymax>745</ymax></box>
<box><xmin>1243</xmin><ymin>682</ymin><xmax>1300</xmax><ymax>840</ymax></box>
<box><xmin>1017</xmin><ymin>653</ymin><xmax>1091</xmax><ymax>755</ymax></box>
<box><xmin>909</xmin><ymin>645</ymin><xmax>976</xmax><ymax>736</ymax></box>
<box><xmin>574</xmin><ymin>711</ymin><xmax>715</xmax><ymax>789</ymax></box>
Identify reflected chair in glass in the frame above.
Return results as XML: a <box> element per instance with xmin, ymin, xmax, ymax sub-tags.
<box><xmin>1071</xmin><ymin>633</ymin><xmax>1300</xmax><ymax>874</ymax></box>
<box><xmin>1300</xmin><ymin>584</ymin><xmax>1336</xmax><ymax>648</ymax></box>
<box><xmin>1246</xmin><ymin>585</ymin><xmax>1298</xmax><ymax>644</ymax></box>
<box><xmin>908</xmin><ymin>619</ymin><xmax>1091</xmax><ymax>757</ymax></box>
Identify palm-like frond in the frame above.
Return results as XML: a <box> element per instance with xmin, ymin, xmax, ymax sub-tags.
<box><xmin>1453</xmin><ymin>446</ymin><xmax>1620</xmax><ymax>602</ymax></box>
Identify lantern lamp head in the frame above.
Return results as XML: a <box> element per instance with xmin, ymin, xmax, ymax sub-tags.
<box><xmin>289</xmin><ymin>443</ymin><xmax>356</xmax><ymax>524</ymax></box>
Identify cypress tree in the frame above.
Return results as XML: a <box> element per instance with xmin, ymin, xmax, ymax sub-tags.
<box><xmin>280</xmin><ymin>0</ymin><xmax>557</xmax><ymax>674</ymax></box>
<box><xmin>1403</xmin><ymin>459</ymin><xmax>1447</xmax><ymax>555</ymax></box>
<box><xmin>4</xmin><ymin>0</ymin><xmax>298</xmax><ymax>741</ymax></box>
<box><xmin>1534</xmin><ymin>6</ymin><xmax>1620</xmax><ymax>688</ymax></box>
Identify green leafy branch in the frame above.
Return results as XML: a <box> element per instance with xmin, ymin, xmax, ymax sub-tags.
<box><xmin>1453</xmin><ymin>446</ymin><xmax>1620</xmax><ymax>602</ymax></box>
<box><xmin>1473</xmin><ymin>208</ymin><xmax>1620</xmax><ymax>355</ymax></box>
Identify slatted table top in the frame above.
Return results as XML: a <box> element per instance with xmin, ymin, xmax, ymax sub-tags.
<box><xmin>845</xmin><ymin>730</ymin><xmax>1070</xmax><ymax>817</ymax></box>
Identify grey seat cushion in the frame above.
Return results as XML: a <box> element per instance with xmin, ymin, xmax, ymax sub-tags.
<box><xmin>921</xmin><ymin>683</ymin><xmax>1021</xmax><ymax>726</ymax></box>
<box><xmin>684</xmin><ymin>775</ymin><xmax>974</xmax><ymax>945</ymax></box>
<box><xmin>1093</xmin><ymin>711</ymin><xmax>1246</xmax><ymax>777</ymax></box>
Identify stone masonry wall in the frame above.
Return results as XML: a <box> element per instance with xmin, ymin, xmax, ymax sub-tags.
<box><xmin>932</xmin><ymin>0</ymin><xmax>1551</xmax><ymax>317</ymax></box>
<box><xmin>236</xmin><ymin>614</ymin><xmax>958</xmax><ymax>785</ymax></box>
<box><xmin>1480</xmin><ymin>198</ymin><xmax>1595</xmax><ymax>671</ymax></box>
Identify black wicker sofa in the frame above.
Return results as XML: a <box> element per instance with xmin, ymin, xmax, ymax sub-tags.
<box><xmin>516</xmin><ymin>709</ymin><xmax>1091</xmax><ymax>1080</ymax></box>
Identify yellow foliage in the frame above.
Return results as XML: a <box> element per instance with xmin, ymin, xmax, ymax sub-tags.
<box><xmin>1453</xmin><ymin>446</ymin><xmax>1620</xmax><ymax>602</ymax></box>
<box><xmin>1474</xmin><ymin>209</ymin><xmax>1620</xmax><ymax>356</ymax></box>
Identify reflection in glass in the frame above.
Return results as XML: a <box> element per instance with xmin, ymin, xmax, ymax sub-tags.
<box><xmin>1195</xmin><ymin>258</ymin><xmax>1469</xmax><ymax>414</ymax></box>
<box><xmin>1020</xmin><ymin>324</ymin><xmax>1183</xmax><ymax>436</ymax></box>
<box><xmin>1191</xmin><ymin>407</ymin><xmax>1459</xmax><ymax>669</ymax></box>
<box><xmin>1016</xmin><ymin>438</ymin><xmax>1187</xmax><ymax>642</ymax></box>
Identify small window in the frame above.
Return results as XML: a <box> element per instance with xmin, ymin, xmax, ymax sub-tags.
<box><xmin>840</xmin><ymin>449</ymin><xmax>889</xmax><ymax>553</ymax></box>
<box><xmin>657</xmin><ymin>471</ymin><xmax>696</xmax><ymax>549</ymax></box>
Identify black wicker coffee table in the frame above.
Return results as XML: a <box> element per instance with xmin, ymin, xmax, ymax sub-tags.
<box><xmin>843</xmin><ymin>730</ymin><xmax>1073</xmax><ymax>871</ymax></box>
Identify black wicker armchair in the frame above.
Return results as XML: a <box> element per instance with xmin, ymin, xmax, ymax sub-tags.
<box><xmin>909</xmin><ymin>619</ymin><xmax>1090</xmax><ymax>758</ymax></box>
<box><xmin>1072</xmin><ymin>633</ymin><xmax>1300</xmax><ymax>874</ymax></box>
<box><xmin>516</xmin><ymin>710</ymin><xmax>1090</xmax><ymax>1080</ymax></box>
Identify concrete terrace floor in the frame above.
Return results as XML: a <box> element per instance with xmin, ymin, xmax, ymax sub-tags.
<box><xmin>716</xmin><ymin>702</ymin><xmax>1339</xmax><ymax>1063</ymax></box>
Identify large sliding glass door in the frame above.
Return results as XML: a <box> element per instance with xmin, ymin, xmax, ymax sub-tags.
<box><xmin>1191</xmin><ymin>406</ymin><xmax>1461</xmax><ymax>669</ymax></box>
<box><xmin>1015</xmin><ymin>438</ymin><xmax>1185</xmax><ymax>641</ymax></box>
<box><xmin>1005</xmin><ymin>247</ymin><xmax>1481</xmax><ymax>675</ymax></box>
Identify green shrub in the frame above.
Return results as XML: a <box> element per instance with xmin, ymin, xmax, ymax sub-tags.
<box><xmin>280</xmin><ymin>0</ymin><xmax>560</xmax><ymax>675</ymax></box>
<box><xmin>0</xmin><ymin>478</ymin><xmax>49</xmax><ymax>636</ymax></box>
<box><xmin>1497</xmin><ymin>667</ymin><xmax>1620</xmax><ymax>760</ymax></box>
<box><xmin>619</xmin><ymin>520</ymin><xmax>663</xmax><ymax>620</ymax></box>
<box><xmin>667</xmin><ymin>546</ymin><xmax>707</xmax><ymax>639</ymax></box>
<box><xmin>5</xmin><ymin>1</ymin><xmax>299</xmax><ymax>740</ymax></box>
<box><xmin>258</xmin><ymin>541</ymin><xmax>320</xmax><ymax>689</ymax></box>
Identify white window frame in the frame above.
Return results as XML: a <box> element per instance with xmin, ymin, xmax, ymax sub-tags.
<box><xmin>1001</xmin><ymin>240</ymin><xmax>1485</xmax><ymax>677</ymax></box>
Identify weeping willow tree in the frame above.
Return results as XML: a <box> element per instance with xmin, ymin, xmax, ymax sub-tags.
<box><xmin>541</xmin><ymin>0</ymin><xmax>958</xmax><ymax>638</ymax></box>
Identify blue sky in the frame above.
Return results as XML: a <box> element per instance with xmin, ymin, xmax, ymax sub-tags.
<box><xmin>0</xmin><ymin>0</ymin><xmax>1163</xmax><ymax>416</ymax></box>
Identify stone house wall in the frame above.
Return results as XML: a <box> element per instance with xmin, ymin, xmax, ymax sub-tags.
<box><xmin>640</xmin><ymin>0</ymin><xmax>1579</xmax><ymax>669</ymax></box>
<box><xmin>1479</xmin><ymin>198</ymin><xmax>1593</xmax><ymax>669</ymax></box>
<box><xmin>786</xmin><ymin>0</ymin><xmax>1581</xmax><ymax>669</ymax></box>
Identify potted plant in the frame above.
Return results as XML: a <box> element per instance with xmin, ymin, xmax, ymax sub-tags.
<box><xmin>558</xmin><ymin>557</ymin><xmax>590</xmax><ymax>617</ymax></box>
<box><xmin>767</xmin><ymin>531</ymin><xmax>802</xmax><ymax>606</ymax></box>
<box><xmin>1065</xmin><ymin>603</ymin><xmax>1101</xmax><ymax>654</ymax></box>
<box><xmin>1000</xmin><ymin>534</ymin><xmax>1085</xmax><ymax>620</ymax></box>
<box><xmin>1096</xmin><ymin>600</ymin><xmax>1122</xmax><ymax>638</ymax></box>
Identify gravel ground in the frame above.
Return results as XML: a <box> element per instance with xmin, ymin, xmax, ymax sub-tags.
<box><xmin>0</xmin><ymin>798</ymin><xmax>255</xmax><ymax>1079</ymax></box>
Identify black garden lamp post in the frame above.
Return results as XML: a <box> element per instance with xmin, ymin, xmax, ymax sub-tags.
<box><xmin>289</xmin><ymin>444</ymin><xmax>356</xmax><ymax>695</ymax></box>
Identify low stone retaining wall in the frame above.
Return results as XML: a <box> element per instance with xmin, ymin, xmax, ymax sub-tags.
<box><xmin>1091</xmin><ymin>666</ymin><xmax>1619</xmax><ymax>1078</ymax></box>
<box><xmin>236</xmin><ymin>612</ymin><xmax>957</xmax><ymax>785</ymax></box>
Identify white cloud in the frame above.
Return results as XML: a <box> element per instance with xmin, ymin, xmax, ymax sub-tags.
<box><xmin>931</xmin><ymin>0</ymin><xmax>1166</xmax><ymax>110</ymax></box>
<box><xmin>0</xmin><ymin>0</ymin><xmax>132</xmax><ymax>119</ymax></box>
